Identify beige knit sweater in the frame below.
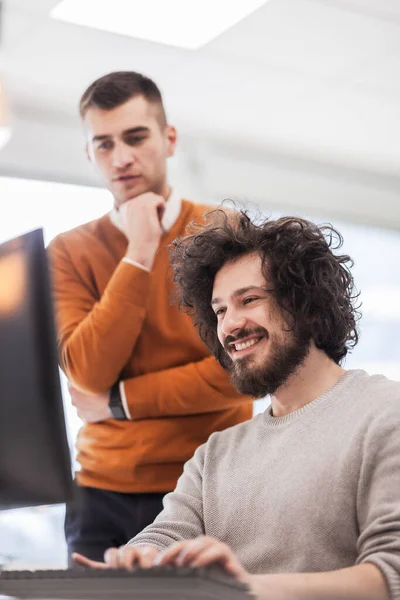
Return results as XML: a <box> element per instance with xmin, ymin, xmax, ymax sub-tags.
<box><xmin>128</xmin><ymin>370</ymin><xmax>400</xmax><ymax>598</ymax></box>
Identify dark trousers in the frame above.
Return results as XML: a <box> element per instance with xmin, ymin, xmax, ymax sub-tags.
<box><xmin>65</xmin><ymin>485</ymin><xmax>165</xmax><ymax>564</ymax></box>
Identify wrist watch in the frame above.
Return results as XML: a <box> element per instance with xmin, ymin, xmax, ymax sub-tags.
<box><xmin>109</xmin><ymin>382</ymin><xmax>127</xmax><ymax>420</ymax></box>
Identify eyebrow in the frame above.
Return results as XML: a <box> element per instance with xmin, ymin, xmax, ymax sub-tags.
<box><xmin>211</xmin><ymin>286</ymin><xmax>264</xmax><ymax>306</ymax></box>
<box><xmin>92</xmin><ymin>126</ymin><xmax>150</xmax><ymax>143</ymax></box>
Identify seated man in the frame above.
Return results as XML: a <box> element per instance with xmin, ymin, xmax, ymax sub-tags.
<box><xmin>75</xmin><ymin>209</ymin><xmax>400</xmax><ymax>600</ymax></box>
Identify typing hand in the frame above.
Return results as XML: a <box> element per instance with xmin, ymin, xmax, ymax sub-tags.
<box><xmin>68</xmin><ymin>383</ymin><xmax>112</xmax><ymax>423</ymax></box>
<box><xmin>72</xmin><ymin>545</ymin><xmax>159</xmax><ymax>569</ymax></box>
<box><xmin>155</xmin><ymin>536</ymin><xmax>251</xmax><ymax>585</ymax></box>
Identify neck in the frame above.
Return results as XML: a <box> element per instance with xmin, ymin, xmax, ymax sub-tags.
<box><xmin>159</xmin><ymin>181</ymin><xmax>172</xmax><ymax>202</ymax></box>
<box><xmin>270</xmin><ymin>342</ymin><xmax>346</xmax><ymax>417</ymax></box>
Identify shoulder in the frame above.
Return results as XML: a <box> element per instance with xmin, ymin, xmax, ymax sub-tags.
<box><xmin>180</xmin><ymin>198</ymin><xmax>213</xmax><ymax>218</ymax></box>
<box><xmin>339</xmin><ymin>370</ymin><xmax>400</xmax><ymax>422</ymax></box>
<box><xmin>180</xmin><ymin>199</ymin><xmax>234</xmax><ymax>230</ymax></box>
<box><xmin>47</xmin><ymin>214</ymin><xmax>112</xmax><ymax>256</ymax></box>
<box><xmin>365</xmin><ymin>372</ymin><xmax>400</xmax><ymax>395</ymax></box>
<box><xmin>353</xmin><ymin>371</ymin><xmax>400</xmax><ymax>442</ymax></box>
<box><xmin>357</xmin><ymin>371</ymin><xmax>400</xmax><ymax>409</ymax></box>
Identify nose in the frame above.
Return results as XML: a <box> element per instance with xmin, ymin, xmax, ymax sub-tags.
<box><xmin>112</xmin><ymin>141</ymin><xmax>133</xmax><ymax>169</ymax></box>
<box><xmin>220</xmin><ymin>307</ymin><xmax>247</xmax><ymax>339</ymax></box>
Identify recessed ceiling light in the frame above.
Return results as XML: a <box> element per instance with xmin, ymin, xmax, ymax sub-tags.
<box><xmin>51</xmin><ymin>0</ymin><xmax>268</xmax><ymax>50</ymax></box>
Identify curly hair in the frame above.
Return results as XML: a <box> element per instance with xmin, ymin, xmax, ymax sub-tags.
<box><xmin>170</xmin><ymin>208</ymin><xmax>361</xmax><ymax>367</ymax></box>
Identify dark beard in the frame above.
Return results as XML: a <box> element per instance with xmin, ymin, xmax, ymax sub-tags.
<box><xmin>227</xmin><ymin>327</ymin><xmax>311</xmax><ymax>399</ymax></box>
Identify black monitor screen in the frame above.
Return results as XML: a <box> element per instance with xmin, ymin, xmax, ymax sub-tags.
<box><xmin>0</xmin><ymin>229</ymin><xmax>73</xmax><ymax>510</ymax></box>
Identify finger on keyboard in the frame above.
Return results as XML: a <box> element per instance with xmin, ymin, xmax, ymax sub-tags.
<box><xmin>71</xmin><ymin>553</ymin><xmax>109</xmax><ymax>569</ymax></box>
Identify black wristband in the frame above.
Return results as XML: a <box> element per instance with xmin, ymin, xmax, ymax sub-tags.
<box><xmin>109</xmin><ymin>382</ymin><xmax>127</xmax><ymax>420</ymax></box>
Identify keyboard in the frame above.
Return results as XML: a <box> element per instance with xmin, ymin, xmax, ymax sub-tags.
<box><xmin>0</xmin><ymin>565</ymin><xmax>251</xmax><ymax>599</ymax></box>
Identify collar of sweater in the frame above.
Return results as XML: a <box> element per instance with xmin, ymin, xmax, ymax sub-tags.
<box><xmin>108</xmin><ymin>188</ymin><xmax>182</xmax><ymax>235</ymax></box>
<box><xmin>263</xmin><ymin>369</ymin><xmax>366</xmax><ymax>427</ymax></box>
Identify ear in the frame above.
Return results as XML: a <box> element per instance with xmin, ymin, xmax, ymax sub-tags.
<box><xmin>85</xmin><ymin>142</ymin><xmax>92</xmax><ymax>163</ymax></box>
<box><xmin>165</xmin><ymin>125</ymin><xmax>177</xmax><ymax>158</ymax></box>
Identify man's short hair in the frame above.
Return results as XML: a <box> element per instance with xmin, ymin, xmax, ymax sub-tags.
<box><xmin>79</xmin><ymin>71</ymin><xmax>167</xmax><ymax>126</ymax></box>
<box><xmin>170</xmin><ymin>207</ymin><xmax>361</xmax><ymax>366</ymax></box>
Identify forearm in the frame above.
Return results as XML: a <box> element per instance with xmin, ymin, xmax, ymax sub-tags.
<box><xmin>123</xmin><ymin>355</ymin><xmax>250</xmax><ymax>419</ymax></box>
<box><xmin>250</xmin><ymin>564</ymin><xmax>388</xmax><ymax>600</ymax></box>
<box><xmin>128</xmin><ymin>449</ymin><xmax>206</xmax><ymax>549</ymax></box>
<box><xmin>127</xmin><ymin>522</ymin><xmax>192</xmax><ymax>553</ymax></box>
<box><xmin>61</xmin><ymin>305</ymin><xmax>144</xmax><ymax>394</ymax></box>
<box><xmin>58</xmin><ymin>261</ymin><xmax>151</xmax><ymax>393</ymax></box>
<box><xmin>127</xmin><ymin>496</ymin><xmax>204</xmax><ymax>550</ymax></box>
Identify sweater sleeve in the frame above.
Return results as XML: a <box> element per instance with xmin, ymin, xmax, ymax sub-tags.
<box><xmin>356</xmin><ymin>402</ymin><xmax>400</xmax><ymax>600</ymax></box>
<box><xmin>48</xmin><ymin>236</ymin><xmax>151</xmax><ymax>394</ymax></box>
<box><xmin>121</xmin><ymin>355</ymin><xmax>251</xmax><ymax>419</ymax></box>
<box><xmin>127</xmin><ymin>443</ymin><xmax>206</xmax><ymax>550</ymax></box>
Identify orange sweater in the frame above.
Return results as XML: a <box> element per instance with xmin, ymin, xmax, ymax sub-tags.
<box><xmin>48</xmin><ymin>199</ymin><xmax>252</xmax><ymax>493</ymax></box>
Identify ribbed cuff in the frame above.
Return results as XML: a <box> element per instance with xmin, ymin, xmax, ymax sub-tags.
<box><xmin>122</xmin><ymin>257</ymin><xmax>150</xmax><ymax>272</ymax></box>
<box><xmin>119</xmin><ymin>381</ymin><xmax>132</xmax><ymax>420</ymax></box>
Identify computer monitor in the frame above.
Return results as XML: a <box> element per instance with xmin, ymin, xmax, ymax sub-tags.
<box><xmin>0</xmin><ymin>228</ymin><xmax>73</xmax><ymax>510</ymax></box>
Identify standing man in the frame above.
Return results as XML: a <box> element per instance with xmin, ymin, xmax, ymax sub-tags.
<box><xmin>76</xmin><ymin>210</ymin><xmax>400</xmax><ymax>600</ymax></box>
<box><xmin>48</xmin><ymin>72</ymin><xmax>252</xmax><ymax>562</ymax></box>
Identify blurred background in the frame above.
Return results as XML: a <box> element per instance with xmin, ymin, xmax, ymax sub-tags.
<box><xmin>0</xmin><ymin>0</ymin><xmax>399</xmax><ymax>568</ymax></box>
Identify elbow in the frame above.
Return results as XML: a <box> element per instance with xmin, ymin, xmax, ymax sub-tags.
<box><xmin>60</xmin><ymin>346</ymin><xmax>114</xmax><ymax>394</ymax></box>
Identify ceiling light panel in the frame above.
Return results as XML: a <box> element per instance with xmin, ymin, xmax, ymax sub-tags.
<box><xmin>51</xmin><ymin>0</ymin><xmax>268</xmax><ymax>50</ymax></box>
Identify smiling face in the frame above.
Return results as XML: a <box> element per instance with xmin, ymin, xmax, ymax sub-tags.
<box><xmin>84</xmin><ymin>95</ymin><xmax>176</xmax><ymax>207</ymax></box>
<box><xmin>211</xmin><ymin>252</ymin><xmax>311</xmax><ymax>397</ymax></box>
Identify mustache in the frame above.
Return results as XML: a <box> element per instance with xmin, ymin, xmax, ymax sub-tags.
<box><xmin>224</xmin><ymin>327</ymin><xmax>268</xmax><ymax>352</ymax></box>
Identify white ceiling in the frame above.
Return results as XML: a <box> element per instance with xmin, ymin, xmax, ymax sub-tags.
<box><xmin>0</xmin><ymin>0</ymin><xmax>399</xmax><ymax>229</ymax></box>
